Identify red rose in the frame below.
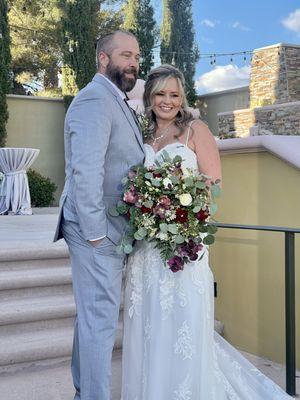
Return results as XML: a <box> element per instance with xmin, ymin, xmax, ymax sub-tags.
<box><xmin>196</xmin><ymin>209</ymin><xmax>209</xmax><ymax>221</ymax></box>
<box><xmin>141</xmin><ymin>205</ymin><xmax>152</xmax><ymax>214</ymax></box>
<box><xmin>175</xmin><ymin>208</ymin><xmax>188</xmax><ymax>223</ymax></box>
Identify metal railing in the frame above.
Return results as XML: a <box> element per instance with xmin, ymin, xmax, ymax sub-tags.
<box><xmin>213</xmin><ymin>223</ymin><xmax>299</xmax><ymax>396</ymax></box>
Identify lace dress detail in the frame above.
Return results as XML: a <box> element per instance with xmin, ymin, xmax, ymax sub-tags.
<box><xmin>121</xmin><ymin>138</ymin><xmax>292</xmax><ymax>400</ymax></box>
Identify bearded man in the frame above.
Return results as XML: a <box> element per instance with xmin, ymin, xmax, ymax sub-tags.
<box><xmin>54</xmin><ymin>30</ymin><xmax>145</xmax><ymax>400</ymax></box>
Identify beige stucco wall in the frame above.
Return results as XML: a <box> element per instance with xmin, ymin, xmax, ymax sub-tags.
<box><xmin>211</xmin><ymin>151</ymin><xmax>300</xmax><ymax>367</ymax></box>
<box><xmin>5</xmin><ymin>89</ymin><xmax>250</xmax><ymax>203</ymax></box>
<box><xmin>6</xmin><ymin>95</ymin><xmax>65</xmax><ymax>204</ymax></box>
<box><xmin>198</xmin><ymin>86</ymin><xmax>250</xmax><ymax>136</ymax></box>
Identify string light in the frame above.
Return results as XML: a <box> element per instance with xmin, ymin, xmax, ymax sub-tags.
<box><xmin>9</xmin><ymin>22</ymin><xmax>287</xmax><ymax>72</ymax></box>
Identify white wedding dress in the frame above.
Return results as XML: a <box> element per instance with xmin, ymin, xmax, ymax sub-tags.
<box><xmin>121</xmin><ymin>137</ymin><xmax>293</xmax><ymax>399</ymax></box>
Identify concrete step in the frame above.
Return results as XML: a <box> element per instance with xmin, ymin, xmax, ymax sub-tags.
<box><xmin>0</xmin><ymin>315</ymin><xmax>123</xmax><ymax>375</ymax></box>
<box><xmin>0</xmin><ymin>262</ymin><xmax>71</xmax><ymax>290</ymax></box>
<box><xmin>0</xmin><ymin>294</ymin><xmax>76</xmax><ymax>326</ymax></box>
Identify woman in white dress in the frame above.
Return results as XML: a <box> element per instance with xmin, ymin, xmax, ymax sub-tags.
<box><xmin>121</xmin><ymin>64</ymin><xmax>293</xmax><ymax>400</ymax></box>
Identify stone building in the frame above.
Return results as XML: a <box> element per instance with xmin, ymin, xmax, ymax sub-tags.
<box><xmin>218</xmin><ymin>43</ymin><xmax>300</xmax><ymax>138</ymax></box>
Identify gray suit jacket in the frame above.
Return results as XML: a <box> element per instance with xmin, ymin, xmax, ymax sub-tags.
<box><xmin>54</xmin><ymin>73</ymin><xmax>145</xmax><ymax>244</ymax></box>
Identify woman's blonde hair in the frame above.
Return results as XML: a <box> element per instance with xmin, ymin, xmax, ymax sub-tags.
<box><xmin>143</xmin><ymin>64</ymin><xmax>194</xmax><ymax>140</ymax></box>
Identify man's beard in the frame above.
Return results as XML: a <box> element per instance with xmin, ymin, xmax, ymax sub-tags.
<box><xmin>106</xmin><ymin>61</ymin><xmax>138</xmax><ymax>92</ymax></box>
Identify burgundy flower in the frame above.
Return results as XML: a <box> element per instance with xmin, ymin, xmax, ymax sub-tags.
<box><xmin>141</xmin><ymin>205</ymin><xmax>152</xmax><ymax>214</ymax></box>
<box><xmin>167</xmin><ymin>256</ymin><xmax>184</xmax><ymax>272</ymax></box>
<box><xmin>153</xmin><ymin>172</ymin><xmax>162</xmax><ymax>178</ymax></box>
<box><xmin>175</xmin><ymin>208</ymin><xmax>188</xmax><ymax>223</ymax></box>
<box><xmin>178</xmin><ymin>239</ymin><xmax>203</xmax><ymax>262</ymax></box>
<box><xmin>196</xmin><ymin>209</ymin><xmax>209</xmax><ymax>221</ymax></box>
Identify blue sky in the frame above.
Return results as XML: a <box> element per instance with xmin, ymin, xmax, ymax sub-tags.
<box><xmin>151</xmin><ymin>0</ymin><xmax>300</xmax><ymax>94</ymax></box>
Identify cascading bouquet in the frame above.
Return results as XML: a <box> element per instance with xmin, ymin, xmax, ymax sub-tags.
<box><xmin>109</xmin><ymin>151</ymin><xmax>221</xmax><ymax>272</ymax></box>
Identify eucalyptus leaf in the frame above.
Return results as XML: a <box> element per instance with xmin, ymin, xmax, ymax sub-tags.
<box><xmin>170</xmin><ymin>175</ymin><xmax>179</xmax><ymax>184</ymax></box>
<box><xmin>210</xmin><ymin>203</ymin><xmax>218</xmax><ymax>215</ymax></box>
<box><xmin>108</xmin><ymin>207</ymin><xmax>119</xmax><ymax>217</ymax></box>
<box><xmin>184</xmin><ymin>177</ymin><xmax>194</xmax><ymax>187</ymax></box>
<box><xmin>195</xmin><ymin>181</ymin><xmax>206</xmax><ymax>189</ymax></box>
<box><xmin>137</xmin><ymin>227</ymin><xmax>147</xmax><ymax>237</ymax></box>
<box><xmin>145</xmin><ymin>172</ymin><xmax>153</xmax><ymax>179</ymax></box>
<box><xmin>151</xmin><ymin>178</ymin><xmax>161</xmax><ymax>187</ymax></box>
<box><xmin>211</xmin><ymin>184</ymin><xmax>221</xmax><ymax>198</ymax></box>
<box><xmin>159</xmin><ymin>223</ymin><xmax>169</xmax><ymax>233</ymax></box>
<box><xmin>167</xmin><ymin>224</ymin><xmax>178</xmax><ymax>234</ymax></box>
<box><xmin>134</xmin><ymin>232</ymin><xmax>143</xmax><ymax>240</ymax></box>
<box><xmin>116</xmin><ymin>245</ymin><xmax>124</xmax><ymax>255</ymax></box>
<box><xmin>207</xmin><ymin>225</ymin><xmax>218</xmax><ymax>234</ymax></box>
<box><xmin>116</xmin><ymin>205</ymin><xmax>129</xmax><ymax>214</ymax></box>
<box><xmin>121</xmin><ymin>177</ymin><xmax>128</xmax><ymax>184</ymax></box>
<box><xmin>124</xmin><ymin>244</ymin><xmax>133</xmax><ymax>254</ymax></box>
<box><xmin>174</xmin><ymin>235</ymin><xmax>185</xmax><ymax>244</ymax></box>
<box><xmin>193</xmin><ymin>206</ymin><xmax>201</xmax><ymax>213</ymax></box>
<box><xmin>161</xmin><ymin>150</ymin><xmax>172</xmax><ymax>162</ymax></box>
<box><xmin>173</xmin><ymin>155</ymin><xmax>182</xmax><ymax>163</ymax></box>
<box><xmin>203</xmin><ymin>234</ymin><xmax>215</xmax><ymax>245</ymax></box>
<box><xmin>198</xmin><ymin>225</ymin><xmax>208</xmax><ymax>233</ymax></box>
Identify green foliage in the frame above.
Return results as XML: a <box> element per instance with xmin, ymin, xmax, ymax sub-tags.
<box><xmin>59</xmin><ymin>0</ymin><xmax>99</xmax><ymax>93</ymax></box>
<box><xmin>0</xmin><ymin>0</ymin><xmax>12</xmax><ymax>147</ymax></box>
<box><xmin>160</xmin><ymin>0</ymin><xmax>199</xmax><ymax>105</ymax></box>
<box><xmin>27</xmin><ymin>169</ymin><xmax>57</xmax><ymax>207</ymax></box>
<box><xmin>8</xmin><ymin>0</ymin><xmax>62</xmax><ymax>94</ymax></box>
<box><xmin>122</xmin><ymin>0</ymin><xmax>158</xmax><ymax>79</ymax></box>
<box><xmin>59</xmin><ymin>1</ymin><xmax>123</xmax><ymax>107</ymax></box>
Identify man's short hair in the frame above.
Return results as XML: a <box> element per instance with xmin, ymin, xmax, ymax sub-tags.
<box><xmin>95</xmin><ymin>30</ymin><xmax>136</xmax><ymax>69</ymax></box>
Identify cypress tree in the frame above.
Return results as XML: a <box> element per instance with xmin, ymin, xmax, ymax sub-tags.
<box><xmin>0</xmin><ymin>0</ymin><xmax>12</xmax><ymax>147</ymax></box>
<box><xmin>160</xmin><ymin>0</ymin><xmax>199</xmax><ymax>105</ymax></box>
<box><xmin>59</xmin><ymin>0</ymin><xmax>99</xmax><ymax>104</ymax></box>
<box><xmin>123</xmin><ymin>0</ymin><xmax>157</xmax><ymax>80</ymax></box>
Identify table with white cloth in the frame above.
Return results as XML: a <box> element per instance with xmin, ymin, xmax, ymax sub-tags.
<box><xmin>0</xmin><ymin>148</ymin><xmax>40</xmax><ymax>215</ymax></box>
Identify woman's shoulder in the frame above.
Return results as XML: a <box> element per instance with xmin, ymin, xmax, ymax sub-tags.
<box><xmin>188</xmin><ymin>119</ymin><xmax>213</xmax><ymax>138</ymax></box>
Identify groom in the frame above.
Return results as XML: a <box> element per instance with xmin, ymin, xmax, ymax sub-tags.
<box><xmin>54</xmin><ymin>30</ymin><xmax>145</xmax><ymax>399</ymax></box>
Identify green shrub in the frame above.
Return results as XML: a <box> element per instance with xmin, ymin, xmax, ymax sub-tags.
<box><xmin>27</xmin><ymin>169</ymin><xmax>57</xmax><ymax>207</ymax></box>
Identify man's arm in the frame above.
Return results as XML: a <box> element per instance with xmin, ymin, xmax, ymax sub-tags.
<box><xmin>68</xmin><ymin>96</ymin><xmax>112</xmax><ymax>241</ymax></box>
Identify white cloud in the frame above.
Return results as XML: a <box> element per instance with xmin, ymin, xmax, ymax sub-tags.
<box><xmin>201</xmin><ymin>19</ymin><xmax>218</xmax><ymax>28</ymax></box>
<box><xmin>282</xmin><ymin>9</ymin><xmax>300</xmax><ymax>35</ymax></box>
<box><xmin>200</xmin><ymin>36</ymin><xmax>213</xmax><ymax>44</ymax></box>
<box><xmin>231</xmin><ymin>21</ymin><xmax>250</xmax><ymax>32</ymax></box>
<box><xmin>195</xmin><ymin>64</ymin><xmax>251</xmax><ymax>95</ymax></box>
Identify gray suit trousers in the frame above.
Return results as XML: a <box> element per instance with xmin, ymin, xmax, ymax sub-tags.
<box><xmin>62</xmin><ymin>219</ymin><xmax>125</xmax><ymax>400</ymax></box>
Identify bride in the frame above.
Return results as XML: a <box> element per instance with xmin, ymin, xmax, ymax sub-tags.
<box><xmin>121</xmin><ymin>64</ymin><xmax>293</xmax><ymax>400</ymax></box>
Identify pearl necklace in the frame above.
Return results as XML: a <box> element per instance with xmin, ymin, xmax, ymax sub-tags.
<box><xmin>153</xmin><ymin>122</ymin><xmax>175</xmax><ymax>144</ymax></box>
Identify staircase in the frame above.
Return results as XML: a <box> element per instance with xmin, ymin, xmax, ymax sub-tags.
<box><xmin>0</xmin><ymin>245</ymin><xmax>123</xmax><ymax>376</ymax></box>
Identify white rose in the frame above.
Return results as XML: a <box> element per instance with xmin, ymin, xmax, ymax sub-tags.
<box><xmin>179</xmin><ymin>193</ymin><xmax>193</xmax><ymax>206</ymax></box>
<box><xmin>163</xmin><ymin>177</ymin><xmax>172</xmax><ymax>188</ymax></box>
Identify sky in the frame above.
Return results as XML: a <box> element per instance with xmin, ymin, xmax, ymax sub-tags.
<box><xmin>151</xmin><ymin>0</ymin><xmax>300</xmax><ymax>94</ymax></box>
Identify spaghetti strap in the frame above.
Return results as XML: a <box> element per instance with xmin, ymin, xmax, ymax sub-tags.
<box><xmin>185</xmin><ymin>120</ymin><xmax>195</xmax><ymax>146</ymax></box>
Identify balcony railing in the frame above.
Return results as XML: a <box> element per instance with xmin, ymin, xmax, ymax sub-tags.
<box><xmin>213</xmin><ymin>223</ymin><xmax>299</xmax><ymax>396</ymax></box>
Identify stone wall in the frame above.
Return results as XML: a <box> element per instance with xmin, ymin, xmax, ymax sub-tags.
<box><xmin>250</xmin><ymin>43</ymin><xmax>300</xmax><ymax>107</ymax></box>
<box><xmin>218</xmin><ymin>101</ymin><xmax>300</xmax><ymax>138</ymax></box>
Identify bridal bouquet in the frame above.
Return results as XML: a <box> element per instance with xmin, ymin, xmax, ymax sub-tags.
<box><xmin>109</xmin><ymin>151</ymin><xmax>221</xmax><ymax>272</ymax></box>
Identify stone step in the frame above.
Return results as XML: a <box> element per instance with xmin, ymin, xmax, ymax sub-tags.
<box><xmin>0</xmin><ymin>315</ymin><xmax>123</xmax><ymax>375</ymax></box>
<box><xmin>0</xmin><ymin>262</ymin><xmax>71</xmax><ymax>290</ymax></box>
<box><xmin>0</xmin><ymin>294</ymin><xmax>76</xmax><ymax>326</ymax></box>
